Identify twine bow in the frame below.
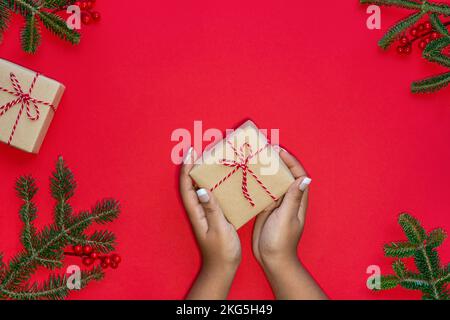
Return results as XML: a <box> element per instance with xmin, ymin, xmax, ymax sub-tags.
<box><xmin>210</xmin><ymin>141</ymin><xmax>277</xmax><ymax>207</ymax></box>
<box><xmin>0</xmin><ymin>72</ymin><xmax>55</xmax><ymax>145</ymax></box>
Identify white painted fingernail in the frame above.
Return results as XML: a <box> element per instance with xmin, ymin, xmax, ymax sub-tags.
<box><xmin>196</xmin><ymin>188</ymin><xmax>210</xmax><ymax>203</ymax></box>
<box><xmin>273</xmin><ymin>145</ymin><xmax>287</xmax><ymax>153</ymax></box>
<box><xmin>183</xmin><ymin>147</ymin><xmax>193</xmax><ymax>164</ymax></box>
<box><xmin>299</xmin><ymin>177</ymin><xmax>312</xmax><ymax>191</ymax></box>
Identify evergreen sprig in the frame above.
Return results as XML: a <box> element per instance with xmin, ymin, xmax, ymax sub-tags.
<box><xmin>361</xmin><ymin>0</ymin><xmax>450</xmax><ymax>93</ymax></box>
<box><xmin>0</xmin><ymin>0</ymin><xmax>80</xmax><ymax>53</ymax></box>
<box><xmin>375</xmin><ymin>213</ymin><xmax>449</xmax><ymax>300</ymax></box>
<box><xmin>0</xmin><ymin>157</ymin><xmax>120</xmax><ymax>300</ymax></box>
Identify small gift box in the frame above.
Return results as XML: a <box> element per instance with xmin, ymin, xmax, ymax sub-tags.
<box><xmin>0</xmin><ymin>58</ymin><xmax>65</xmax><ymax>153</ymax></box>
<box><xmin>189</xmin><ymin>120</ymin><xmax>295</xmax><ymax>229</ymax></box>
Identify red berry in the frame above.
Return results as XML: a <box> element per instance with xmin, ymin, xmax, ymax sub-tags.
<box><xmin>85</xmin><ymin>1</ymin><xmax>94</xmax><ymax>10</ymax></box>
<box><xmin>83</xmin><ymin>245</ymin><xmax>93</xmax><ymax>255</ymax></box>
<box><xmin>396</xmin><ymin>46</ymin><xmax>404</xmax><ymax>55</ymax></box>
<box><xmin>91</xmin><ymin>11</ymin><xmax>101</xmax><ymax>22</ymax></box>
<box><xmin>404</xmin><ymin>45</ymin><xmax>411</xmax><ymax>55</ymax></box>
<box><xmin>101</xmin><ymin>261</ymin><xmax>108</xmax><ymax>269</ymax></box>
<box><xmin>111</xmin><ymin>254</ymin><xmax>122</xmax><ymax>264</ymax></box>
<box><xmin>110</xmin><ymin>262</ymin><xmax>118</xmax><ymax>269</ymax></box>
<box><xmin>103</xmin><ymin>257</ymin><xmax>111</xmax><ymax>265</ymax></box>
<box><xmin>81</xmin><ymin>12</ymin><xmax>92</xmax><ymax>24</ymax></box>
<box><xmin>73</xmin><ymin>245</ymin><xmax>83</xmax><ymax>255</ymax></box>
<box><xmin>74</xmin><ymin>1</ymin><xmax>81</xmax><ymax>6</ymax></box>
<box><xmin>410</xmin><ymin>28</ymin><xmax>418</xmax><ymax>37</ymax></box>
<box><xmin>424</xmin><ymin>22</ymin><xmax>432</xmax><ymax>30</ymax></box>
<box><xmin>80</xmin><ymin>2</ymin><xmax>89</xmax><ymax>10</ymax></box>
<box><xmin>82</xmin><ymin>257</ymin><xmax>94</xmax><ymax>266</ymax></box>
<box><xmin>419</xmin><ymin>40</ymin><xmax>427</xmax><ymax>50</ymax></box>
<box><xmin>431</xmin><ymin>32</ymin><xmax>439</xmax><ymax>40</ymax></box>
<box><xmin>425</xmin><ymin>37</ymin><xmax>431</xmax><ymax>44</ymax></box>
<box><xmin>90</xmin><ymin>252</ymin><xmax>99</xmax><ymax>260</ymax></box>
<box><xmin>418</xmin><ymin>23</ymin><xmax>425</xmax><ymax>32</ymax></box>
<box><xmin>399</xmin><ymin>36</ymin><xmax>409</xmax><ymax>45</ymax></box>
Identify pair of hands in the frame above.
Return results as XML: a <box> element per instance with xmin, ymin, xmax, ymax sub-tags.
<box><xmin>180</xmin><ymin>146</ymin><xmax>326</xmax><ymax>300</ymax></box>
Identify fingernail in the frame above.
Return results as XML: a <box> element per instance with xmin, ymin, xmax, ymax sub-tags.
<box><xmin>183</xmin><ymin>147</ymin><xmax>193</xmax><ymax>164</ymax></box>
<box><xmin>273</xmin><ymin>145</ymin><xmax>287</xmax><ymax>153</ymax></box>
<box><xmin>299</xmin><ymin>177</ymin><xmax>312</xmax><ymax>191</ymax></box>
<box><xmin>196</xmin><ymin>188</ymin><xmax>210</xmax><ymax>203</ymax></box>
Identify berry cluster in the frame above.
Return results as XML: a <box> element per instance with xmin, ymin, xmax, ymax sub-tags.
<box><xmin>396</xmin><ymin>21</ymin><xmax>442</xmax><ymax>55</ymax></box>
<box><xmin>73</xmin><ymin>0</ymin><xmax>101</xmax><ymax>25</ymax></box>
<box><xmin>70</xmin><ymin>245</ymin><xmax>122</xmax><ymax>269</ymax></box>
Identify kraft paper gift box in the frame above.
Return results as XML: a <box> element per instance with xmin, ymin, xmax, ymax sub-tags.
<box><xmin>189</xmin><ymin>120</ymin><xmax>295</xmax><ymax>229</ymax></box>
<box><xmin>0</xmin><ymin>58</ymin><xmax>65</xmax><ymax>153</ymax></box>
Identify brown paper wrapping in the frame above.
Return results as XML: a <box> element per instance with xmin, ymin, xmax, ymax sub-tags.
<box><xmin>0</xmin><ymin>58</ymin><xmax>65</xmax><ymax>153</ymax></box>
<box><xmin>189</xmin><ymin>120</ymin><xmax>294</xmax><ymax>229</ymax></box>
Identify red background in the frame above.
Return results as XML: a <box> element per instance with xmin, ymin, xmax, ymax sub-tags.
<box><xmin>0</xmin><ymin>1</ymin><xmax>449</xmax><ymax>300</ymax></box>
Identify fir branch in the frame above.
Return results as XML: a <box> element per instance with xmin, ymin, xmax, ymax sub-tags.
<box><xmin>411</xmin><ymin>72</ymin><xmax>450</xmax><ymax>93</ymax></box>
<box><xmin>42</xmin><ymin>0</ymin><xmax>75</xmax><ymax>9</ymax></box>
<box><xmin>3</xmin><ymin>266</ymin><xmax>103</xmax><ymax>300</ymax></box>
<box><xmin>51</xmin><ymin>156</ymin><xmax>75</xmax><ymax>227</ymax></box>
<box><xmin>4</xmin><ymin>0</ymin><xmax>39</xmax><ymax>16</ymax></box>
<box><xmin>427</xmin><ymin>228</ymin><xmax>447</xmax><ymax>248</ymax></box>
<box><xmin>398</xmin><ymin>213</ymin><xmax>426</xmax><ymax>245</ymax></box>
<box><xmin>51</xmin><ymin>156</ymin><xmax>76</xmax><ymax>201</ymax></box>
<box><xmin>374</xmin><ymin>213</ymin><xmax>448</xmax><ymax>300</ymax></box>
<box><xmin>379</xmin><ymin>275</ymin><xmax>400</xmax><ymax>290</ymax></box>
<box><xmin>0</xmin><ymin>1</ymin><xmax>11</xmax><ymax>42</ymax></box>
<box><xmin>360</xmin><ymin>0</ymin><xmax>422</xmax><ymax>10</ymax></box>
<box><xmin>15</xmin><ymin>176</ymin><xmax>38</xmax><ymax>254</ymax></box>
<box><xmin>425</xmin><ymin>1</ymin><xmax>450</xmax><ymax>16</ymax></box>
<box><xmin>378</xmin><ymin>12</ymin><xmax>425</xmax><ymax>49</ymax></box>
<box><xmin>392</xmin><ymin>260</ymin><xmax>407</xmax><ymax>278</ymax></box>
<box><xmin>361</xmin><ymin>0</ymin><xmax>450</xmax><ymax>93</ymax></box>
<box><xmin>39</xmin><ymin>10</ymin><xmax>79</xmax><ymax>44</ymax></box>
<box><xmin>1</xmin><ymin>200</ymin><xmax>117</xmax><ymax>293</ymax></box>
<box><xmin>2</xmin><ymin>0</ymin><xmax>81</xmax><ymax>53</ymax></box>
<box><xmin>0</xmin><ymin>253</ymin><xmax>5</xmax><ymax>282</ymax></box>
<box><xmin>0</xmin><ymin>158</ymin><xmax>120</xmax><ymax>300</ymax></box>
<box><xmin>21</xmin><ymin>13</ymin><xmax>41</xmax><ymax>55</ymax></box>
<box><xmin>384</xmin><ymin>241</ymin><xmax>418</xmax><ymax>257</ymax></box>
<box><xmin>66</xmin><ymin>230</ymin><xmax>116</xmax><ymax>254</ymax></box>
<box><xmin>399</xmin><ymin>273</ymin><xmax>432</xmax><ymax>291</ymax></box>
<box><xmin>429</xmin><ymin>13</ymin><xmax>450</xmax><ymax>37</ymax></box>
<box><xmin>90</xmin><ymin>199</ymin><xmax>121</xmax><ymax>224</ymax></box>
<box><xmin>422</xmin><ymin>37</ymin><xmax>450</xmax><ymax>67</ymax></box>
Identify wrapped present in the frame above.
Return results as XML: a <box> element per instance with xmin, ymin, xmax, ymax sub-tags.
<box><xmin>0</xmin><ymin>58</ymin><xmax>65</xmax><ymax>153</ymax></box>
<box><xmin>189</xmin><ymin>120</ymin><xmax>295</xmax><ymax>229</ymax></box>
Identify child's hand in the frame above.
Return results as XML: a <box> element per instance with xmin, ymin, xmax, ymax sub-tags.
<box><xmin>252</xmin><ymin>147</ymin><xmax>327</xmax><ymax>299</ymax></box>
<box><xmin>180</xmin><ymin>147</ymin><xmax>241</xmax><ymax>299</ymax></box>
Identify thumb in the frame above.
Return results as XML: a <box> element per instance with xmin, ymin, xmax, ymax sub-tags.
<box><xmin>196</xmin><ymin>188</ymin><xmax>230</xmax><ymax>231</ymax></box>
<box><xmin>277</xmin><ymin>176</ymin><xmax>312</xmax><ymax>221</ymax></box>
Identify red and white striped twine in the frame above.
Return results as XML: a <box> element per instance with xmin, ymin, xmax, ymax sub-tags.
<box><xmin>0</xmin><ymin>72</ymin><xmax>55</xmax><ymax>145</ymax></box>
<box><xmin>210</xmin><ymin>141</ymin><xmax>277</xmax><ymax>207</ymax></box>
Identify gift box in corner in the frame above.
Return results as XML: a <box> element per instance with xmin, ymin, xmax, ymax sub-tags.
<box><xmin>0</xmin><ymin>58</ymin><xmax>65</xmax><ymax>153</ymax></box>
<box><xmin>189</xmin><ymin>120</ymin><xmax>295</xmax><ymax>229</ymax></box>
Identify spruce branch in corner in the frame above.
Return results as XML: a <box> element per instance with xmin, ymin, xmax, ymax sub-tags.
<box><xmin>375</xmin><ymin>213</ymin><xmax>449</xmax><ymax>300</ymax></box>
<box><xmin>360</xmin><ymin>0</ymin><xmax>450</xmax><ymax>93</ymax></box>
<box><xmin>0</xmin><ymin>0</ymin><xmax>79</xmax><ymax>53</ymax></box>
<box><xmin>0</xmin><ymin>157</ymin><xmax>121</xmax><ymax>300</ymax></box>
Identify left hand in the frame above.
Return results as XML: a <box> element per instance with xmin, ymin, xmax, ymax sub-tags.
<box><xmin>180</xmin><ymin>147</ymin><xmax>241</xmax><ymax>270</ymax></box>
<box><xmin>252</xmin><ymin>148</ymin><xmax>310</xmax><ymax>270</ymax></box>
